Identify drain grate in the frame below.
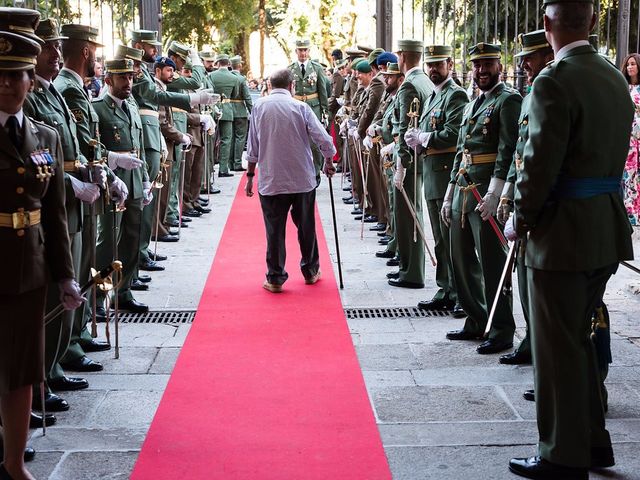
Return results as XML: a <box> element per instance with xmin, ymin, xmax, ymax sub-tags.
<box><xmin>344</xmin><ymin>306</ymin><xmax>449</xmax><ymax>319</ymax></box>
<box><xmin>118</xmin><ymin>310</ymin><xmax>196</xmax><ymax>324</ymax></box>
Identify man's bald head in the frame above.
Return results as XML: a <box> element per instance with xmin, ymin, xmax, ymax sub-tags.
<box><xmin>545</xmin><ymin>3</ymin><xmax>595</xmax><ymax>35</ymax></box>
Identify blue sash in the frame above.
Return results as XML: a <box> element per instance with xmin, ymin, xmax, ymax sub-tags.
<box><xmin>552</xmin><ymin>176</ymin><xmax>623</xmax><ymax>200</ymax></box>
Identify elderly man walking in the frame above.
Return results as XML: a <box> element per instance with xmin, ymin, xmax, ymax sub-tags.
<box><xmin>245</xmin><ymin>69</ymin><xmax>336</xmax><ymax>293</ymax></box>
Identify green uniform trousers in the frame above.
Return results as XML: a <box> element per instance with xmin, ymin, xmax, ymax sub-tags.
<box><xmin>183</xmin><ymin>145</ymin><xmax>204</xmax><ymax>211</ymax></box>
<box><xmin>217</xmin><ymin>120</ymin><xmax>233</xmax><ymax>175</ymax></box>
<box><xmin>167</xmin><ymin>149</ymin><xmax>184</xmax><ymax>223</ymax></box>
<box><xmin>514</xmin><ymin>243</ymin><xmax>531</xmax><ymax>356</ymax></box>
<box><xmin>232</xmin><ymin>118</ymin><xmax>248</xmax><ymax>170</ymax></box>
<box><xmin>529</xmin><ymin>264</ymin><xmax>615</xmax><ymax>468</ymax></box>
<box><xmin>425</xmin><ymin>197</ymin><xmax>456</xmax><ymax>302</ymax></box>
<box><xmin>139</xmin><ymin>148</ymin><xmax>162</xmax><ymax>264</ymax></box>
<box><xmin>450</xmin><ymin>209</ymin><xmax>514</xmax><ymax>342</ymax></box>
<box><xmin>383</xmin><ymin>167</ymin><xmax>397</xmax><ymax>255</ymax></box>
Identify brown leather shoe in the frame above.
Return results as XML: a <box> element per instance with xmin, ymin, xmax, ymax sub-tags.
<box><xmin>262</xmin><ymin>280</ymin><xmax>283</xmax><ymax>293</ymax></box>
<box><xmin>305</xmin><ymin>271</ymin><xmax>321</xmax><ymax>285</ymax></box>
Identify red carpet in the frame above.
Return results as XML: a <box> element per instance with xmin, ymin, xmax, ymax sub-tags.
<box><xmin>131</xmin><ymin>180</ymin><xmax>391</xmax><ymax>479</ymax></box>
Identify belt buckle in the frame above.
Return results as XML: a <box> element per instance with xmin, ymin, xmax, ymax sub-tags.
<box><xmin>301</xmin><ymin>95</ymin><xmax>307</xmax><ymax>101</ymax></box>
<box><xmin>462</xmin><ymin>152</ymin><xmax>472</xmax><ymax>167</ymax></box>
<box><xmin>12</xmin><ymin>211</ymin><xmax>30</xmax><ymax>229</ymax></box>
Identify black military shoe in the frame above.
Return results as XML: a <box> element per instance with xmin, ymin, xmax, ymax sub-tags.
<box><xmin>139</xmin><ymin>259</ymin><xmax>165</xmax><ymax>271</ymax></box>
<box><xmin>183</xmin><ymin>209</ymin><xmax>202</xmax><ymax>217</ymax></box>
<box><xmin>499</xmin><ymin>350</ymin><xmax>532</xmax><ymax>365</ymax></box>
<box><xmin>388</xmin><ymin>279</ymin><xmax>424</xmax><ymax>289</ymax></box>
<box><xmin>61</xmin><ymin>356</ymin><xmax>103</xmax><ymax>372</ymax></box>
<box><xmin>342</xmin><ymin>197</ymin><xmax>355</xmax><ymax>204</ymax></box>
<box><xmin>156</xmin><ymin>234</ymin><xmax>180</xmax><ymax>242</ymax></box>
<box><xmin>375</xmin><ymin>250</ymin><xmax>395</xmax><ymax>259</ymax></box>
<box><xmin>386</xmin><ymin>271</ymin><xmax>399</xmax><ymax>279</ymax></box>
<box><xmin>81</xmin><ymin>339</ymin><xmax>111</xmax><ymax>352</ymax></box>
<box><xmin>363</xmin><ymin>215</ymin><xmax>378</xmax><ymax>223</ymax></box>
<box><xmin>523</xmin><ymin>389</ymin><xmax>535</xmax><ymax>402</ymax></box>
<box><xmin>446</xmin><ymin>329</ymin><xmax>482</xmax><ymax>341</ymax></box>
<box><xmin>591</xmin><ymin>446</ymin><xmax>615</xmax><ymax>469</ymax></box>
<box><xmin>509</xmin><ymin>456</ymin><xmax>587</xmax><ymax>479</ymax></box>
<box><xmin>147</xmin><ymin>251</ymin><xmax>167</xmax><ymax>262</ymax></box>
<box><xmin>119</xmin><ymin>299</ymin><xmax>149</xmax><ymax>313</ymax></box>
<box><xmin>194</xmin><ymin>204</ymin><xmax>211</xmax><ymax>214</ymax></box>
<box><xmin>130</xmin><ymin>279</ymin><xmax>149</xmax><ymax>291</ymax></box>
<box><xmin>29</xmin><ymin>411</ymin><xmax>56</xmax><ymax>429</ymax></box>
<box><xmin>386</xmin><ymin>257</ymin><xmax>400</xmax><ymax>267</ymax></box>
<box><xmin>451</xmin><ymin>303</ymin><xmax>466</xmax><ymax>318</ymax></box>
<box><xmin>219</xmin><ymin>172</ymin><xmax>234</xmax><ymax>178</ymax></box>
<box><xmin>417</xmin><ymin>298</ymin><xmax>456</xmax><ymax>311</ymax></box>
<box><xmin>32</xmin><ymin>392</ymin><xmax>69</xmax><ymax>412</ymax></box>
<box><xmin>138</xmin><ymin>274</ymin><xmax>153</xmax><ymax>283</ymax></box>
<box><xmin>370</xmin><ymin>223</ymin><xmax>387</xmax><ymax>232</ymax></box>
<box><xmin>351</xmin><ymin>208</ymin><xmax>363</xmax><ymax>215</ymax></box>
<box><xmin>48</xmin><ymin>376</ymin><xmax>89</xmax><ymax>391</ymax></box>
<box><xmin>181</xmin><ymin>217</ymin><xmax>192</xmax><ymax>223</ymax></box>
<box><xmin>476</xmin><ymin>339</ymin><xmax>513</xmax><ymax>355</ymax></box>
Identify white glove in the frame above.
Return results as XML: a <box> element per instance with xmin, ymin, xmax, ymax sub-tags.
<box><xmin>143</xmin><ymin>181</ymin><xmax>153</xmax><ymax>206</ymax></box>
<box><xmin>189</xmin><ymin>89</ymin><xmax>220</xmax><ymax>106</ymax></box>
<box><xmin>394</xmin><ymin>159</ymin><xmax>406</xmax><ymax>189</ymax></box>
<box><xmin>504</xmin><ymin>214</ymin><xmax>518</xmax><ymax>241</ymax></box>
<box><xmin>350</xmin><ymin>128</ymin><xmax>360</xmax><ymax>141</ymax></box>
<box><xmin>337</xmin><ymin>106</ymin><xmax>346</xmax><ymax>117</ymax></box>
<box><xmin>109</xmin><ymin>176</ymin><xmax>129</xmax><ymax>207</ymax></box>
<box><xmin>337</xmin><ymin>97</ymin><xmax>345</xmax><ymax>106</ymax></box>
<box><xmin>200</xmin><ymin>113</ymin><xmax>214</xmax><ymax>132</ymax></box>
<box><xmin>180</xmin><ymin>134</ymin><xmax>192</xmax><ymax>148</ymax></box>
<box><xmin>188</xmin><ymin>48</ymin><xmax>203</xmax><ymax>67</ymax></box>
<box><xmin>339</xmin><ymin>118</ymin><xmax>348</xmax><ymax>135</ymax></box>
<box><xmin>366</xmin><ymin>124</ymin><xmax>380</xmax><ymax>137</ymax></box>
<box><xmin>107</xmin><ymin>151</ymin><xmax>143</xmax><ymax>171</ymax></box>
<box><xmin>441</xmin><ymin>182</ymin><xmax>455</xmax><ymax>226</ymax></box>
<box><xmin>59</xmin><ymin>278</ymin><xmax>84</xmax><ymax>310</ymax></box>
<box><xmin>89</xmin><ymin>163</ymin><xmax>107</xmax><ymax>188</ymax></box>
<box><xmin>363</xmin><ymin>135</ymin><xmax>374</xmax><ymax>150</ymax></box>
<box><xmin>404</xmin><ymin>127</ymin><xmax>422</xmax><ymax>148</ymax></box>
<box><xmin>496</xmin><ymin>181</ymin><xmax>515</xmax><ymax>224</ymax></box>
<box><xmin>476</xmin><ymin>177</ymin><xmax>505</xmax><ymax>221</ymax></box>
<box><xmin>380</xmin><ymin>143</ymin><xmax>394</xmax><ymax>158</ymax></box>
<box><xmin>69</xmin><ymin>176</ymin><xmax>100</xmax><ymax>203</ymax></box>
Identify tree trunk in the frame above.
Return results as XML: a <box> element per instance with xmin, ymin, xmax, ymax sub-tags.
<box><xmin>234</xmin><ymin>30</ymin><xmax>251</xmax><ymax>75</ymax></box>
<box><xmin>259</xmin><ymin>0</ymin><xmax>266</xmax><ymax>77</ymax></box>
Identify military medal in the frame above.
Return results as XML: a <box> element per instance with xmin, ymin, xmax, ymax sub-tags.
<box><xmin>113</xmin><ymin>125</ymin><xmax>121</xmax><ymax>143</ymax></box>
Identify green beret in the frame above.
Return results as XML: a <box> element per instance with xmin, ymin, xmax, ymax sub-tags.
<box><xmin>424</xmin><ymin>45</ymin><xmax>453</xmax><ymax>63</ymax></box>
<box><xmin>396</xmin><ymin>39</ymin><xmax>423</xmax><ymax>53</ymax></box>
<box><xmin>168</xmin><ymin>40</ymin><xmax>189</xmax><ymax>60</ymax></box>
<box><xmin>230</xmin><ymin>55</ymin><xmax>243</xmax><ymax>66</ymax></box>
<box><xmin>0</xmin><ymin>7</ymin><xmax>43</xmax><ymax>45</ymax></box>
<box><xmin>105</xmin><ymin>58</ymin><xmax>134</xmax><ymax>74</ymax></box>
<box><xmin>36</xmin><ymin>18</ymin><xmax>67</xmax><ymax>43</ymax></box>
<box><xmin>295</xmin><ymin>39</ymin><xmax>311</xmax><ymax>49</ymax></box>
<box><xmin>355</xmin><ymin>60</ymin><xmax>372</xmax><ymax>73</ymax></box>
<box><xmin>61</xmin><ymin>24</ymin><xmax>103</xmax><ymax>47</ymax></box>
<box><xmin>131</xmin><ymin>29</ymin><xmax>161</xmax><ymax>46</ymax></box>
<box><xmin>469</xmin><ymin>42</ymin><xmax>501</xmax><ymax>61</ymax></box>
<box><xmin>380</xmin><ymin>63</ymin><xmax>402</xmax><ymax>75</ymax></box>
<box><xmin>215</xmin><ymin>53</ymin><xmax>229</xmax><ymax>63</ymax></box>
<box><xmin>199</xmin><ymin>51</ymin><xmax>216</xmax><ymax>61</ymax></box>
<box><xmin>351</xmin><ymin>57</ymin><xmax>366</xmax><ymax>70</ymax></box>
<box><xmin>367</xmin><ymin>47</ymin><xmax>385</xmax><ymax>65</ymax></box>
<box><xmin>115</xmin><ymin>44</ymin><xmax>143</xmax><ymax>62</ymax></box>
<box><xmin>0</xmin><ymin>30</ymin><xmax>41</xmax><ymax>71</ymax></box>
<box><xmin>515</xmin><ymin>30</ymin><xmax>550</xmax><ymax>58</ymax></box>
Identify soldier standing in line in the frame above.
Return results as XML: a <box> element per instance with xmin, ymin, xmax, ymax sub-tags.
<box><xmin>0</xmin><ymin>27</ymin><xmax>83</xmax><ymax>480</ymax></box>
<box><xmin>229</xmin><ymin>55</ymin><xmax>252</xmax><ymax>172</ymax></box>
<box><xmin>200</xmin><ymin>51</ymin><xmax>216</xmax><ymax>73</ymax></box>
<box><xmin>506</xmin><ymin>1</ymin><xmax>633</xmax><ymax>477</ymax></box>
<box><xmin>328</xmin><ymin>49</ymin><xmax>345</xmax><ymax>167</ymax></box>
<box><xmin>387</xmin><ymin>39</ymin><xmax>434</xmax><ymax>289</ymax></box>
<box><xmin>405</xmin><ymin>45</ymin><xmax>469</xmax><ymax>315</ymax></box>
<box><xmin>442</xmin><ymin>43</ymin><xmax>521</xmax><ymax>354</ymax></box>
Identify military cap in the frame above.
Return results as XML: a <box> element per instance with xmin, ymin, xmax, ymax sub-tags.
<box><xmin>295</xmin><ymin>39</ymin><xmax>311</xmax><ymax>49</ymax></box>
<box><xmin>199</xmin><ymin>51</ymin><xmax>216</xmax><ymax>61</ymax></box>
<box><xmin>376</xmin><ymin>52</ymin><xmax>398</xmax><ymax>66</ymax></box>
<box><xmin>36</xmin><ymin>18</ymin><xmax>67</xmax><ymax>42</ymax></box>
<box><xmin>131</xmin><ymin>29</ymin><xmax>161</xmax><ymax>46</ymax></box>
<box><xmin>367</xmin><ymin>47</ymin><xmax>385</xmax><ymax>65</ymax></box>
<box><xmin>104</xmin><ymin>58</ymin><xmax>134</xmax><ymax>74</ymax></box>
<box><xmin>351</xmin><ymin>57</ymin><xmax>366</xmax><ymax>70</ymax></box>
<box><xmin>396</xmin><ymin>39</ymin><xmax>423</xmax><ymax>53</ymax></box>
<box><xmin>61</xmin><ymin>24</ymin><xmax>103</xmax><ymax>46</ymax></box>
<box><xmin>424</xmin><ymin>45</ymin><xmax>453</xmax><ymax>63</ymax></box>
<box><xmin>515</xmin><ymin>30</ymin><xmax>550</xmax><ymax>58</ymax></box>
<box><xmin>214</xmin><ymin>53</ymin><xmax>229</xmax><ymax>63</ymax></box>
<box><xmin>154</xmin><ymin>56</ymin><xmax>176</xmax><ymax>70</ymax></box>
<box><xmin>168</xmin><ymin>40</ymin><xmax>189</xmax><ymax>60</ymax></box>
<box><xmin>469</xmin><ymin>42</ymin><xmax>501</xmax><ymax>61</ymax></box>
<box><xmin>355</xmin><ymin>60</ymin><xmax>372</xmax><ymax>73</ymax></box>
<box><xmin>115</xmin><ymin>44</ymin><xmax>143</xmax><ymax>62</ymax></box>
<box><xmin>0</xmin><ymin>8</ymin><xmax>42</xmax><ymax>45</ymax></box>
<box><xmin>357</xmin><ymin>44</ymin><xmax>374</xmax><ymax>54</ymax></box>
<box><xmin>345</xmin><ymin>46</ymin><xmax>366</xmax><ymax>57</ymax></box>
<box><xmin>0</xmin><ymin>30</ymin><xmax>41</xmax><ymax>71</ymax></box>
<box><xmin>230</xmin><ymin>55</ymin><xmax>243</xmax><ymax>66</ymax></box>
<box><xmin>380</xmin><ymin>63</ymin><xmax>402</xmax><ymax>75</ymax></box>
<box><xmin>543</xmin><ymin>0</ymin><xmax>592</xmax><ymax>4</ymax></box>
<box><xmin>336</xmin><ymin>58</ymin><xmax>348</xmax><ymax>68</ymax></box>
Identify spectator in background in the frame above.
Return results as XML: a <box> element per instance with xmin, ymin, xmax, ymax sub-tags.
<box><xmin>622</xmin><ymin>53</ymin><xmax>640</xmax><ymax>226</ymax></box>
<box><xmin>85</xmin><ymin>59</ymin><xmax>103</xmax><ymax>98</ymax></box>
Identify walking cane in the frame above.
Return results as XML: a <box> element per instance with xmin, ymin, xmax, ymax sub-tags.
<box><xmin>111</xmin><ymin>201</ymin><xmax>123</xmax><ymax>359</ymax></box>
<box><xmin>408</xmin><ymin>98</ymin><xmax>421</xmax><ymax>242</ymax></box>
<box><xmin>361</xmin><ymin>145</ymin><xmax>371</xmax><ymax>239</ymax></box>
<box><xmin>327</xmin><ymin>176</ymin><xmax>344</xmax><ymax>289</ymax></box>
<box><xmin>151</xmin><ymin>161</ymin><xmax>167</xmax><ymax>260</ymax></box>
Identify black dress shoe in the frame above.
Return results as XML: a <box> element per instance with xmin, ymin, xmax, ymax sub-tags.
<box><xmin>386</xmin><ymin>271</ymin><xmax>399</xmax><ymax>279</ymax></box>
<box><xmin>363</xmin><ymin>215</ymin><xmax>378</xmax><ymax>223</ymax></box>
<box><xmin>354</xmin><ymin>215</ymin><xmax>363</xmax><ymax>221</ymax></box>
<box><xmin>477</xmin><ymin>339</ymin><xmax>513</xmax><ymax>355</ymax></box>
<box><xmin>351</xmin><ymin>208</ymin><xmax>363</xmax><ymax>215</ymax></box>
<box><xmin>61</xmin><ymin>355</ymin><xmax>103</xmax><ymax>372</ymax></box>
<box><xmin>417</xmin><ymin>298</ymin><xmax>456</xmax><ymax>311</ymax></box>
<box><xmin>156</xmin><ymin>234</ymin><xmax>179</xmax><ymax>242</ymax></box>
<box><xmin>386</xmin><ymin>257</ymin><xmax>400</xmax><ymax>267</ymax></box>
<box><xmin>147</xmin><ymin>251</ymin><xmax>167</xmax><ymax>262</ymax></box>
<box><xmin>48</xmin><ymin>376</ymin><xmax>89</xmax><ymax>391</ymax></box>
<box><xmin>139</xmin><ymin>259</ymin><xmax>165</xmax><ymax>271</ymax></box>
<box><xmin>29</xmin><ymin>411</ymin><xmax>56</xmax><ymax>429</ymax></box>
<box><xmin>378</xmin><ymin>239</ymin><xmax>389</xmax><ymax>246</ymax></box>
<box><xmin>120</xmin><ymin>299</ymin><xmax>149</xmax><ymax>313</ymax></box>
<box><xmin>131</xmin><ymin>279</ymin><xmax>149</xmax><ymax>291</ymax></box>
<box><xmin>33</xmin><ymin>392</ymin><xmax>69</xmax><ymax>412</ymax></box>
<box><xmin>168</xmin><ymin>227</ymin><xmax>180</xmax><ymax>235</ymax></box>
<box><xmin>218</xmin><ymin>172</ymin><xmax>234</xmax><ymax>177</ymax></box>
<box><xmin>446</xmin><ymin>329</ymin><xmax>482</xmax><ymax>341</ymax></box>
<box><xmin>370</xmin><ymin>223</ymin><xmax>387</xmax><ymax>232</ymax></box>
<box><xmin>194</xmin><ymin>204</ymin><xmax>211</xmax><ymax>214</ymax></box>
<box><xmin>81</xmin><ymin>339</ymin><xmax>111</xmax><ymax>352</ymax></box>
<box><xmin>591</xmin><ymin>446</ymin><xmax>615</xmax><ymax>468</ymax></box>
<box><xmin>181</xmin><ymin>216</ymin><xmax>192</xmax><ymax>223</ymax></box>
<box><xmin>183</xmin><ymin>209</ymin><xmax>202</xmax><ymax>217</ymax></box>
<box><xmin>211</xmin><ymin>187</ymin><xmax>221</xmax><ymax>194</ymax></box>
<box><xmin>451</xmin><ymin>303</ymin><xmax>466</xmax><ymax>318</ymax></box>
<box><xmin>377</xmin><ymin>231</ymin><xmax>388</xmax><ymax>237</ymax></box>
<box><xmin>388</xmin><ymin>279</ymin><xmax>424</xmax><ymax>289</ymax></box>
<box><xmin>499</xmin><ymin>350</ymin><xmax>532</xmax><ymax>365</ymax></box>
<box><xmin>197</xmin><ymin>196</ymin><xmax>210</xmax><ymax>205</ymax></box>
<box><xmin>375</xmin><ymin>250</ymin><xmax>395</xmax><ymax>259</ymax></box>
<box><xmin>342</xmin><ymin>197</ymin><xmax>355</xmax><ymax>204</ymax></box>
<box><xmin>509</xmin><ymin>456</ymin><xmax>588</xmax><ymax>479</ymax></box>
<box><xmin>138</xmin><ymin>274</ymin><xmax>153</xmax><ymax>282</ymax></box>
<box><xmin>523</xmin><ymin>389</ymin><xmax>535</xmax><ymax>402</ymax></box>
<box><xmin>342</xmin><ymin>185</ymin><xmax>352</xmax><ymax>191</ymax></box>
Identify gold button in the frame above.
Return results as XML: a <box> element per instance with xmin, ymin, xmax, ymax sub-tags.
<box><xmin>466</xmin><ymin>135</ymin><xmax>471</xmax><ymax>139</ymax></box>
<box><xmin>464</xmin><ymin>149</ymin><xmax>469</xmax><ymax>154</ymax></box>
<box><xmin>16</xmin><ymin>187</ymin><xmax>24</xmax><ymax>194</ymax></box>
<box><xmin>469</xmin><ymin>120</ymin><xmax>475</xmax><ymax>125</ymax></box>
<box><xmin>523</xmin><ymin>120</ymin><xmax>528</xmax><ymax>125</ymax></box>
<box><xmin>17</xmin><ymin>167</ymin><xmax>25</xmax><ymax>174</ymax></box>
<box><xmin>16</xmin><ymin>229</ymin><xmax>25</xmax><ymax>237</ymax></box>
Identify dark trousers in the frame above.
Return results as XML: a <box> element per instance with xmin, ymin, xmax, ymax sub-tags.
<box><xmin>259</xmin><ymin>190</ymin><xmax>320</xmax><ymax>285</ymax></box>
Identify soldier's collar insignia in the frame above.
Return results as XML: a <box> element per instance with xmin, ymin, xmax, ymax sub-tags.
<box><xmin>0</xmin><ymin>37</ymin><xmax>13</xmax><ymax>55</ymax></box>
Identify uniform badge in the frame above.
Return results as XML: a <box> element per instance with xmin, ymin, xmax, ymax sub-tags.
<box><xmin>0</xmin><ymin>37</ymin><xmax>12</xmax><ymax>55</ymax></box>
<box><xmin>71</xmin><ymin>109</ymin><xmax>84</xmax><ymax>123</ymax></box>
<box><xmin>113</xmin><ymin>125</ymin><xmax>121</xmax><ymax>143</ymax></box>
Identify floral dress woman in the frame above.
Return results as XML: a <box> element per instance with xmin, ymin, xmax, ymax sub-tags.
<box><xmin>623</xmin><ymin>53</ymin><xmax>640</xmax><ymax>226</ymax></box>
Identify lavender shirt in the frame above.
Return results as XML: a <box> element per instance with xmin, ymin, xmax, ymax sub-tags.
<box><xmin>246</xmin><ymin>88</ymin><xmax>336</xmax><ymax>196</ymax></box>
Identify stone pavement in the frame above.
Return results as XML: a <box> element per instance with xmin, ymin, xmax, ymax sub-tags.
<box><xmin>26</xmin><ymin>172</ymin><xmax>640</xmax><ymax>479</ymax></box>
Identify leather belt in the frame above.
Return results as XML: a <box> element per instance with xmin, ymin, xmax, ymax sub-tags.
<box><xmin>139</xmin><ymin>109</ymin><xmax>160</xmax><ymax>118</ymax></box>
<box><xmin>221</xmin><ymin>99</ymin><xmax>245</xmax><ymax>103</ymax></box>
<box><xmin>462</xmin><ymin>152</ymin><xmax>497</xmax><ymax>166</ymax></box>
<box><xmin>0</xmin><ymin>209</ymin><xmax>41</xmax><ymax>229</ymax></box>
<box><xmin>171</xmin><ymin>107</ymin><xmax>188</xmax><ymax>114</ymax></box>
<box><xmin>426</xmin><ymin>146</ymin><xmax>457</xmax><ymax>155</ymax></box>
<box><xmin>63</xmin><ymin>160</ymin><xmax>81</xmax><ymax>172</ymax></box>
<box><xmin>294</xmin><ymin>93</ymin><xmax>319</xmax><ymax>101</ymax></box>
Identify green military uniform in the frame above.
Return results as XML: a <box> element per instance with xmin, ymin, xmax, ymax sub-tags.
<box><xmin>206</xmin><ymin>54</ymin><xmax>240</xmax><ymax>176</ymax></box>
<box><xmin>513</xmin><ymin>39</ymin><xmax>633</xmax><ymax>469</ymax></box>
<box><xmin>93</xmin><ymin>59</ymin><xmax>149</xmax><ymax>307</ymax></box>
<box><xmin>391</xmin><ymin>39</ymin><xmax>434</xmax><ymax>288</ymax></box>
<box><xmin>418</xmin><ymin>46</ymin><xmax>468</xmax><ymax>304</ymax></box>
<box><xmin>346</xmin><ymin>58</ymin><xmax>367</xmax><ymax>207</ymax></box>
<box><xmin>449</xmin><ymin>43</ymin><xmax>521</xmax><ymax>342</ymax></box>
<box><xmin>230</xmin><ymin>55</ymin><xmax>252</xmax><ymax>171</ymax></box>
